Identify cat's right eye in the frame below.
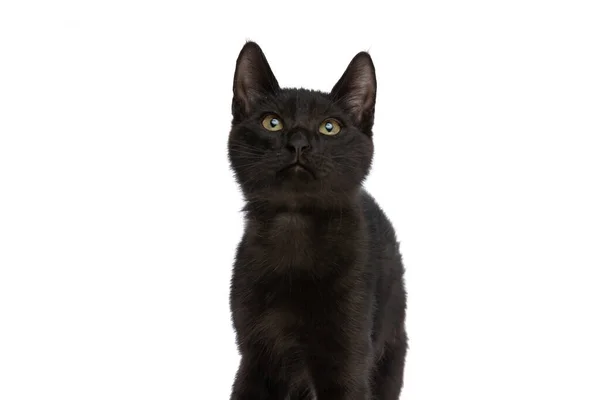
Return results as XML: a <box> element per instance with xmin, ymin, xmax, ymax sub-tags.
<box><xmin>261</xmin><ymin>114</ymin><xmax>284</xmax><ymax>132</ymax></box>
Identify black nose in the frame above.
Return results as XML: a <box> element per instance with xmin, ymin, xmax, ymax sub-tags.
<box><xmin>287</xmin><ymin>133</ymin><xmax>310</xmax><ymax>156</ymax></box>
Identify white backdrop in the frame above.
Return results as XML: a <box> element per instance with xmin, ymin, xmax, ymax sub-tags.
<box><xmin>1</xmin><ymin>1</ymin><xmax>599</xmax><ymax>399</ymax></box>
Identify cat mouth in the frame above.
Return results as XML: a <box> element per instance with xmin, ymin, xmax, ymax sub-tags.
<box><xmin>279</xmin><ymin>162</ymin><xmax>316</xmax><ymax>179</ymax></box>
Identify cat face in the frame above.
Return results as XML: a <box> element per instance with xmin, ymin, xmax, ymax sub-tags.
<box><xmin>228</xmin><ymin>42</ymin><xmax>377</xmax><ymax>205</ymax></box>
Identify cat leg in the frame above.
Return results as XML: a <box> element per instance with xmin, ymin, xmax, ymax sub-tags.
<box><xmin>370</xmin><ymin>336</ymin><xmax>408</xmax><ymax>400</ymax></box>
<box><xmin>312</xmin><ymin>369</ymin><xmax>370</xmax><ymax>400</ymax></box>
<box><xmin>308</xmin><ymin>340</ymin><xmax>372</xmax><ymax>400</ymax></box>
<box><xmin>287</xmin><ymin>386</ymin><xmax>314</xmax><ymax>400</ymax></box>
<box><xmin>230</xmin><ymin>356</ymin><xmax>287</xmax><ymax>400</ymax></box>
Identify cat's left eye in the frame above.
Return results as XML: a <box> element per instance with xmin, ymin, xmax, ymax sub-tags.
<box><xmin>319</xmin><ymin>119</ymin><xmax>341</xmax><ymax>136</ymax></box>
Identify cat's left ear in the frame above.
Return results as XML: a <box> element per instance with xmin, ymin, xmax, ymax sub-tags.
<box><xmin>330</xmin><ymin>51</ymin><xmax>377</xmax><ymax>132</ymax></box>
<box><xmin>232</xmin><ymin>42</ymin><xmax>280</xmax><ymax>120</ymax></box>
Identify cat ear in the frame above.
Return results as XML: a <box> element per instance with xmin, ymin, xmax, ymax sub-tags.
<box><xmin>232</xmin><ymin>41</ymin><xmax>280</xmax><ymax>118</ymax></box>
<box><xmin>330</xmin><ymin>51</ymin><xmax>377</xmax><ymax>131</ymax></box>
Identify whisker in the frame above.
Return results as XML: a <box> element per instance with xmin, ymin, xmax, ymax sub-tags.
<box><xmin>229</xmin><ymin>148</ymin><xmax>266</xmax><ymax>156</ymax></box>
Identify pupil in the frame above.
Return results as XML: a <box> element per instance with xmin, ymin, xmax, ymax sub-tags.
<box><xmin>325</xmin><ymin>122</ymin><xmax>333</xmax><ymax>131</ymax></box>
<box><xmin>270</xmin><ymin>119</ymin><xmax>279</xmax><ymax>127</ymax></box>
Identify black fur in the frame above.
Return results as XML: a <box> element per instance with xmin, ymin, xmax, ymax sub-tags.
<box><xmin>228</xmin><ymin>42</ymin><xmax>407</xmax><ymax>400</ymax></box>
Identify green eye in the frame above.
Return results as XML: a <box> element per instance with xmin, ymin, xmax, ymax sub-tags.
<box><xmin>262</xmin><ymin>114</ymin><xmax>283</xmax><ymax>131</ymax></box>
<box><xmin>319</xmin><ymin>119</ymin><xmax>341</xmax><ymax>135</ymax></box>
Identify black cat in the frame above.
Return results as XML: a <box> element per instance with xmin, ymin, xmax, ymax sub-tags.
<box><xmin>228</xmin><ymin>42</ymin><xmax>407</xmax><ymax>400</ymax></box>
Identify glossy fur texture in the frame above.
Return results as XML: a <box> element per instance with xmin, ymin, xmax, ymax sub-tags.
<box><xmin>228</xmin><ymin>42</ymin><xmax>407</xmax><ymax>400</ymax></box>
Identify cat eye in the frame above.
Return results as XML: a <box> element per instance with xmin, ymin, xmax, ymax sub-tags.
<box><xmin>261</xmin><ymin>114</ymin><xmax>284</xmax><ymax>131</ymax></box>
<box><xmin>318</xmin><ymin>119</ymin><xmax>342</xmax><ymax>136</ymax></box>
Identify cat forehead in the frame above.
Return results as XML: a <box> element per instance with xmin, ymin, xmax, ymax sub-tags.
<box><xmin>270</xmin><ymin>88</ymin><xmax>334</xmax><ymax>116</ymax></box>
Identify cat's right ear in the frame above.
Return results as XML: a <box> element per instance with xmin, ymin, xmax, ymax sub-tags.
<box><xmin>232</xmin><ymin>42</ymin><xmax>280</xmax><ymax>120</ymax></box>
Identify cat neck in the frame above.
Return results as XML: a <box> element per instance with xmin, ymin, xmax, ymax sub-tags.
<box><xmin>242</xmin><ymin>189</ymin><xmax>363</xmax><ymax>221</ymax></box>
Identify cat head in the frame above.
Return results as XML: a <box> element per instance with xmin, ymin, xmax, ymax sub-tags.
<box><xmin>228</xmin><ymin>42</ymin><xmax>377</xmax><ymax>207</ymax></box>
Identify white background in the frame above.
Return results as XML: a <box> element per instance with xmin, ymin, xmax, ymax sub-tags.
<box><xmin>1</xmin><ymin>1</ymin><xmax>599</xmax><ymax>399</ymax></box>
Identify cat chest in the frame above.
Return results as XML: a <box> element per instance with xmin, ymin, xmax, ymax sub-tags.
<box><xmin>263</xmin><ymin>213</ymin><xmax>316</xmax><ymax>267</ymax></box>
<box><xmin>247</xmin><ymin>212</ymin><xmax>361</xmax><ymax>271</ymax></box>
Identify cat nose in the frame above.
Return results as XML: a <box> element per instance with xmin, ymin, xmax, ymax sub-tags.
<box><xmin>287</xmin><ymin>133</ymin><xmax>311</xmax><ymax>155</ymax></box>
